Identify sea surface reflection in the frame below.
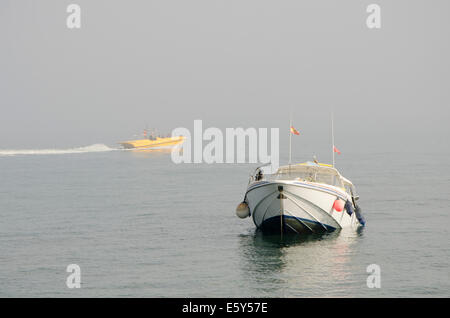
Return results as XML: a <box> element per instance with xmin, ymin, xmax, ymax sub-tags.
<box><xmin>238</xmin><ymin>228</ymin><xmax>365</xmax><ymax>297</ymax></box>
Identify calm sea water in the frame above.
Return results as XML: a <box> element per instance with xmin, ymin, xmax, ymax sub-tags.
<box><xmin>0</xmin><ymin>146</ymin><xmax>449</xmax><ymax>297</ymax></box>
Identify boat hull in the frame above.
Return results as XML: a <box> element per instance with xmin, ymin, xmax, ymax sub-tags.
<box><xmin>245</xmin><ymin>181</ymin><xmax>359</xmax><ymax>234</ymax></box>
<box><xmin>118</xmin><ymin>136</ymin><xmax>185</xmax><ymax>149</ymax></box>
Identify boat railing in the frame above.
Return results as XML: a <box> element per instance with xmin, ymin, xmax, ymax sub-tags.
<box><xmin>250</xmin><ymin>171</ymin><xmax>345</xmax><ymax>188</ymax></box>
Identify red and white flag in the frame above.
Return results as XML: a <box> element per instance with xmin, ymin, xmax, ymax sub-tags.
<box><xmin>290</xmin><ymin>126</ymin><xmax>300</xmax><ymax>135</ymax></box>
<box><xmin>333</xmin><ymin>145</ymin><xmax>341</xmax><ymax>155</ymax></box>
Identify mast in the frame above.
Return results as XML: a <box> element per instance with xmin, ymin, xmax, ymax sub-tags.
<box><xmin>331</xmin><ymin>111</ymin><xmax>335</xmax><ymax>167</ymax></box>
<box><xmin>289</xmin><ymin>112</ymin><xmax>292</xmax><ymax>175</ymax></box>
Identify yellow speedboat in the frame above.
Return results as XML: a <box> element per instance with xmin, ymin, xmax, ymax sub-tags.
<box><xmin>119</xmin><ymin>135</ymin><xmax>185</xmax><ymax>149</ymax></box>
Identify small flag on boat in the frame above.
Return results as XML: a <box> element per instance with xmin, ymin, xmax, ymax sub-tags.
<box><xmin>290</xmin><ymin>126</ymin><xmax>300</xmax><ymax>135</ymax></box>
<box><xmin>333</xmin><ymin>145</ymin><xmax>341</xmax><ymax>155</ymax></box>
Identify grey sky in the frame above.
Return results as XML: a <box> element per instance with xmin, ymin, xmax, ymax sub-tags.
<box><xmin>0</xmin><ymin>0</ymin><xmax>449</xmax><ymax>157</ymax></box>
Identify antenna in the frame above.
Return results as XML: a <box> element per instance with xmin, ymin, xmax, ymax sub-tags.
<box><xmin>289</xmin><ymin>112</ymin><xmax>292</xmax><ymax>166</ymax></box>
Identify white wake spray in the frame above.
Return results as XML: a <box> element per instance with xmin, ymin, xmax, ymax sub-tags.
<box><xmin>0</xmin><ymin>144</ymin><xmax>117</xmax><ymax>156</ymax></box>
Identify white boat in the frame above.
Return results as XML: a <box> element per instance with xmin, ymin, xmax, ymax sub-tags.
<box><xmin>236</xmin><ymin>161</ymin><xmax>365</xmax><ymax>234</ymax></box>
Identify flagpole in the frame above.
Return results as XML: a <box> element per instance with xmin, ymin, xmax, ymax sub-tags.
<box><xmin>331</xmin><ymin>111</ymin><xmax>335</xmax><ymax>167</ymax></box>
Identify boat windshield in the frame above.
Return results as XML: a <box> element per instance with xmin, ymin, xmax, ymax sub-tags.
<box><xmin>263</xmin><ymin>165</ymin><xmax>344</xmax><ymax>188</ymax></box>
